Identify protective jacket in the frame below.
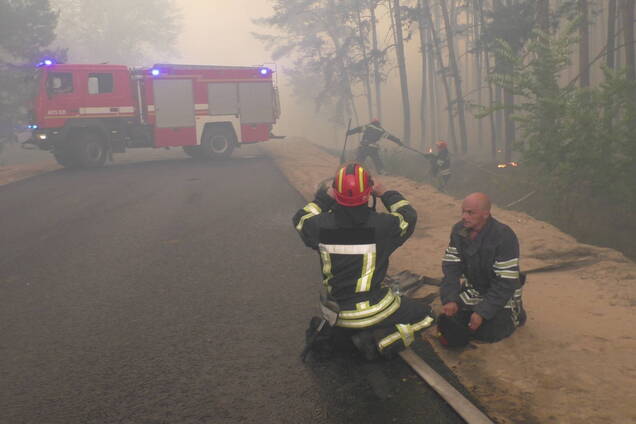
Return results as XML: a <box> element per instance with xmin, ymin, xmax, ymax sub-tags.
<box><xmin>347</xmin><ymin>123</ymin><xmax>401</xmax><ymax>147</ymax></box>
<box><xmin>440</xmin><ymin>217</ymin><xmax>524</xmax><ymax>321</ymax></box>
<box><xmin>435</xmin><ymin>149</ymin><xmax>451</xmax><ymax>176</ymax></box>
<box><xmin>293</xmin><ymin>189</ymin><xmax>416</xmax><ymax>329</ymax></box>
<box><xmin>426</xmin><ymin>149</ymin><xmax>451</xmax><ymax>177</ymax></box>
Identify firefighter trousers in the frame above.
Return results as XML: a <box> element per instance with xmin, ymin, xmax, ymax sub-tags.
<box><xmin>337</xmin><ymin>297</ymin><xmax>434</xmax><ymax>359</ymax></box>
<box><xmin>442</xmin><ymin>305</ymin><xmax>526</xmax><ymax>344</ymax></box>
<box><xmin>356</xmin><ymin>144</ymin><xmax>385</xmax><ymax>174</ymax></box>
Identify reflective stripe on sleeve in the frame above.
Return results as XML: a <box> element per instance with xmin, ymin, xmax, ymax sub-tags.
<box><xmin>460</xmin><ymin>291</ymin><xmax>482</xmax><ymax>305</ymax></box>
<box><xmin>443</xmin><ymin>253</ymin><xmax>461</xmax><ymax>262</ymax></box>
<box><xmin>495</xmin><ymin>270</ymin><xmax>520</xmax><ymax>279</ymax></box>
<box><xmin>391</xmin><ymin>212</ymin><xmax>409</xmax><ymax>237</ymax></box>
<box><xmin>295</xmin><ymin>202</ymin><xmax>322</xmax><ymax>231</ymax></box>
<box><xmin>493</xmin><ymin>258</ymin><xmax>519</xmax><ymax>269</ymax></box>
<box><xmin>389</xmin><ymin>200</ymin><xmax>410</xmax><ymax>212</ymax></box>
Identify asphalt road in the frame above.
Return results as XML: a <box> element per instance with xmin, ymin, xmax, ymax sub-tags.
<box><xmin>0</xmin><ymin>149</ymin><xmax>467</xmax><ymax>424</ymax></box>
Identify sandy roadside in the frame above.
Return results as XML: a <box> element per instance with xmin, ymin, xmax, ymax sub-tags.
<box><xmin>0</xmin><ymin>160</ymin><xmax>61</xmax><ymax>186</ymax></box>
<box><xmin>262</xmin><ymin>137</ymin><xmax>636</xmax><ymax>424</ymax></box>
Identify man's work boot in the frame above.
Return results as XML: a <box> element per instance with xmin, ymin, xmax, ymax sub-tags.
<box><xmin>351</xmin><ymin>330</ymin><xmax>379</xmax><ymax>361</ymax></box>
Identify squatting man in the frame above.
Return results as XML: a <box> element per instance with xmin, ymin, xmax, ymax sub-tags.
<box><xmin>293</xmin><ymin>166</ymin><xmax>526</xmax><ymax>360</ymax></box>
<box><xmin>437</xmin><ymin>192</ymin><xmax>526</xmax><ymax>347</ymax></box>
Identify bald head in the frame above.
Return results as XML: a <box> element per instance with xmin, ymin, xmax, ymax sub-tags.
<box><xmin>463</xmin><ymin>192</ymin><xmax>491</xmax><ymax>212</ymax></box>
<box><xmin>461</xmin><ymin>192</ymin><xmax>491</xmax><ymax>231</ymax></box>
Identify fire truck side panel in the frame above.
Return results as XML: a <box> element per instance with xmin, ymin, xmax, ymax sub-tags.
<box><xmin>240</xmin><ymin>124</ymin><xmax>270</xmax><ymax>143</ymax></box>
<box><xmin>149</xmin><ymin>79</ymin><xmax>197</xmax><ymax>147</ymax></box>
<box><xmin>207</xmin><ymin>83</ymin><xmax>238</xmax><ymax>116</ymax></box>
<box><xmin>238</xmin><ymin>82</ymin><xmax>275</xmax><ymax>124</ymax></box>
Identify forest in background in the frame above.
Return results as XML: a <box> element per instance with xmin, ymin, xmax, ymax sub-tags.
<box><xmin>257</xmin><ymin>0</ymin><xmax>636</xmax><ymax>252</ymax></box>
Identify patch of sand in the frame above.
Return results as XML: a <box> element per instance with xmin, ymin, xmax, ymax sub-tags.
<box><xmin>0</xmin><ymin>161</ymin><xmax>61</xmax><ymax>186</ymax></box>
<box><xmin>263</xmin><ymin>137</ymin><xmax>636</xmax><ymax>424</ymax></box>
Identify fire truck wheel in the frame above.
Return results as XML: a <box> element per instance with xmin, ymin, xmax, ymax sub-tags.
<box><xmin>53</xmin><ymin>148</ymin><xmax>79</xmax><ymax>168</ymax></box>
<box><xmin>201</xmin><ymin>126</ymin><xmax>235</xmax><ymax>159</ymax></box>
<box><xmin>73</xmin><ymin>131</ymin><xmax>107</xmax><ymax>168</ymax></box>
<box><xmin>182</xmin><ymin>145</ymin><xmax>201</xmax><ymax>158</ymax></box>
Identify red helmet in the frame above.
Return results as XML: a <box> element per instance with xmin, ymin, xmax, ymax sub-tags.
<box><xmin>436</xmin><ymin>140</ymin><xmax>448</xmax><ymax>150</ymax></box>
<box><xmin>332</xmin><ymin>163</ymin><xmax>373</xmax><ymax>206</ymax></box>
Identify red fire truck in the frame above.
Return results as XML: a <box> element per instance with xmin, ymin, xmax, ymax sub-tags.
<box><xmin>27</xmin><ymin>61</ymin><xmax>281</xmax><ymax>167</ymax></box>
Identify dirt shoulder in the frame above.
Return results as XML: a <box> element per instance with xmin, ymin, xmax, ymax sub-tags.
<box><xmin>0</xmin><ymin>160</ymin><xmax>61</xmax><ymax>187</ymax></box>
<box><xmin>263</xmin><ymin>137</ymin><xmax>636</xmax><ymax>424</ymax></box>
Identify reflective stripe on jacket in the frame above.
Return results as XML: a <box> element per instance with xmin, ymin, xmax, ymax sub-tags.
<box><xmin>440</xmin><ymin>217</ymin><xmax>522</xmax><ymax>320</ymax></box>
<box><xmin>293</xmin><ymin>190</ymin><xmax>417</xmax><ymax>324</ymax></box>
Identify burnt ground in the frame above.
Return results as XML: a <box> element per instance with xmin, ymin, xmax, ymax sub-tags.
<box><xmin>0</xmin><ymin>149</ymin><xmax>473</xmax><ymax>424</ymax></box>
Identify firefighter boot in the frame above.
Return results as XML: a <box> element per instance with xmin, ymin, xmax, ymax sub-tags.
<box><xmin>301</xmin><ymin>317</ymin><xmax>333</xmax><ymax>361</ymax></box>
<box><xmin>351</xmin><ymin>330</ymin><xmax>380</xmax><ymax>361</ymax></box>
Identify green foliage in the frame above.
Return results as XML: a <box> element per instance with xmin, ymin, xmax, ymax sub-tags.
<box><xmin>0</xmin><ymin>0</ymin><xmax>64</xmax><ymax>134</ymax></box>
<box><xmin>254</xmin><ymin>0</ymin><xmax>387</xmax><ymax>125</ymax></box>
<box><xmin>489</xmin><ymin>25</ymin><xmax>636</xmax><ymax>208</ymax></box>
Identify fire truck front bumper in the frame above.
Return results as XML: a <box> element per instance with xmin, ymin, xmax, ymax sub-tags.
<box><xmin>26</xmin><ymin>129</ymin><xmax>63</xmax><ymax>150</ymax></box>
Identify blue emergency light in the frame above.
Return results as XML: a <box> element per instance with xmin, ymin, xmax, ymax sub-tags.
<box><xmin>258</xmin><ymin>67</ymin><xmax>271</xmax><ymax>76</ymax></box>
<box><xmin>36</xmin><ymin>58</ymin><xmax>55</xmax><ymax>67</ymax></box>
<box><xmin>151</xmin><ymin>68</ymin><xmax>160</xmax><ymax>76</ymax></box>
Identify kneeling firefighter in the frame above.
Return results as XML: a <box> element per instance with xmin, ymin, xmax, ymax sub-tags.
<box><xmin>293</xmin><ymin>163</ymin><xmax>434</xmax><ymax>361</ymax></box>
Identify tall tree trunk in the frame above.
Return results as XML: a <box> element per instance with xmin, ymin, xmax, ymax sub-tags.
<box><xmin>478</xmin><ymin>0</ymin><xmax>498</xmax><ymax>159</ymax></box>
<box><xmin>426</xmin><ymin>22</ymin><xmax>438</xmax><ymax>147</ymax></box>
<box><xmin>440</xmin><ymin>0</ymin><xmax>469</xmax><ymax>154</ymax></box>
<box><xmin>389</xmin><ymin>0</ymin><xmax>412</xmax><ymax>145</ymax></box>
<box><xmin>417</xmin><ymin>0</ymin><xmax>428</xmax><ymax>150</ymax></box>
<box><xmin>326</xmin><ymin>0</ymin><xmax>357</xmax><ymax>125</ymax></box>
<box><xmin>579</xmin><ymin>0</ymin><xmax>590</xmax><ymax>88</ymax></box>
<box><xmin>423</xmin><ymin>0</ymin><xmax>457</xmax><ymax>152</ymax></box>
<box><xmin>537</xmin><ymin>0</ymin><xmax>550</xmax><ymax>33</ymax></box>
<box><xmin>607</xmin><ymin>0</ymin><xmax>617</xmax><ymax>70</ymax></box>
<box><xmin>503</xmin><ymin>85</ymin><xmax>515</xmax><ymax>162</ymax></box>
<box><xmin>473</xmin><ymin>0</ymin><xmax>483</xmax><ymax>148</ymax></box>
<box><xmin>370</xmin><ymin>3</ymin><xmax>383</xmax><ymax>121</ymax></box>
<box><xmin>492</xmin><ymin>0</ymin><xmax>515</xmax><ymax>161</ymax></box>
<box><xmin>355</xmin><ymin>3</ymin><xmax>373</xmax><ymax>120</ymax></box>
<box><xmin>495</xmin><ymin>84</ymin><xmax>503</xmax><ymax>150</ymax></box>
<box><xmin>621</xmin><ymin>0</ymin><xmax>635</xmax><ymax>82</ymax></box>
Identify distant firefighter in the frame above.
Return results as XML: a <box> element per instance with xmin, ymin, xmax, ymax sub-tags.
<box><xmin>347</xmin><ymin>119</ymin><xmax>402</xmax><ymax>175</ymax></box>
<box><xmin>424</xmin><ymin>140</ymin><xmax>451</xmax><ymax>192</ymax></box>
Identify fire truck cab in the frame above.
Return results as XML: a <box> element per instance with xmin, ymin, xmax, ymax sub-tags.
<box><xmin>29</xmin><ymin>62</ymin><xmax>281</xmax><ymax>168</ymax></box>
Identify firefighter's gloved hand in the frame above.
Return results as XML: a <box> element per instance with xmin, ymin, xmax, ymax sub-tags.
<box><xmin>314</xmin><ymin>183</ymin><xmax>336</xmax><ymax>211</ymax></box>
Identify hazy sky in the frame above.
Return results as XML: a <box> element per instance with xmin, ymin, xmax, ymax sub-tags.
<box><xmin>174</xmin><ymin>1</ymin><xmax>276</xmax><ymax>66</ymax></box>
